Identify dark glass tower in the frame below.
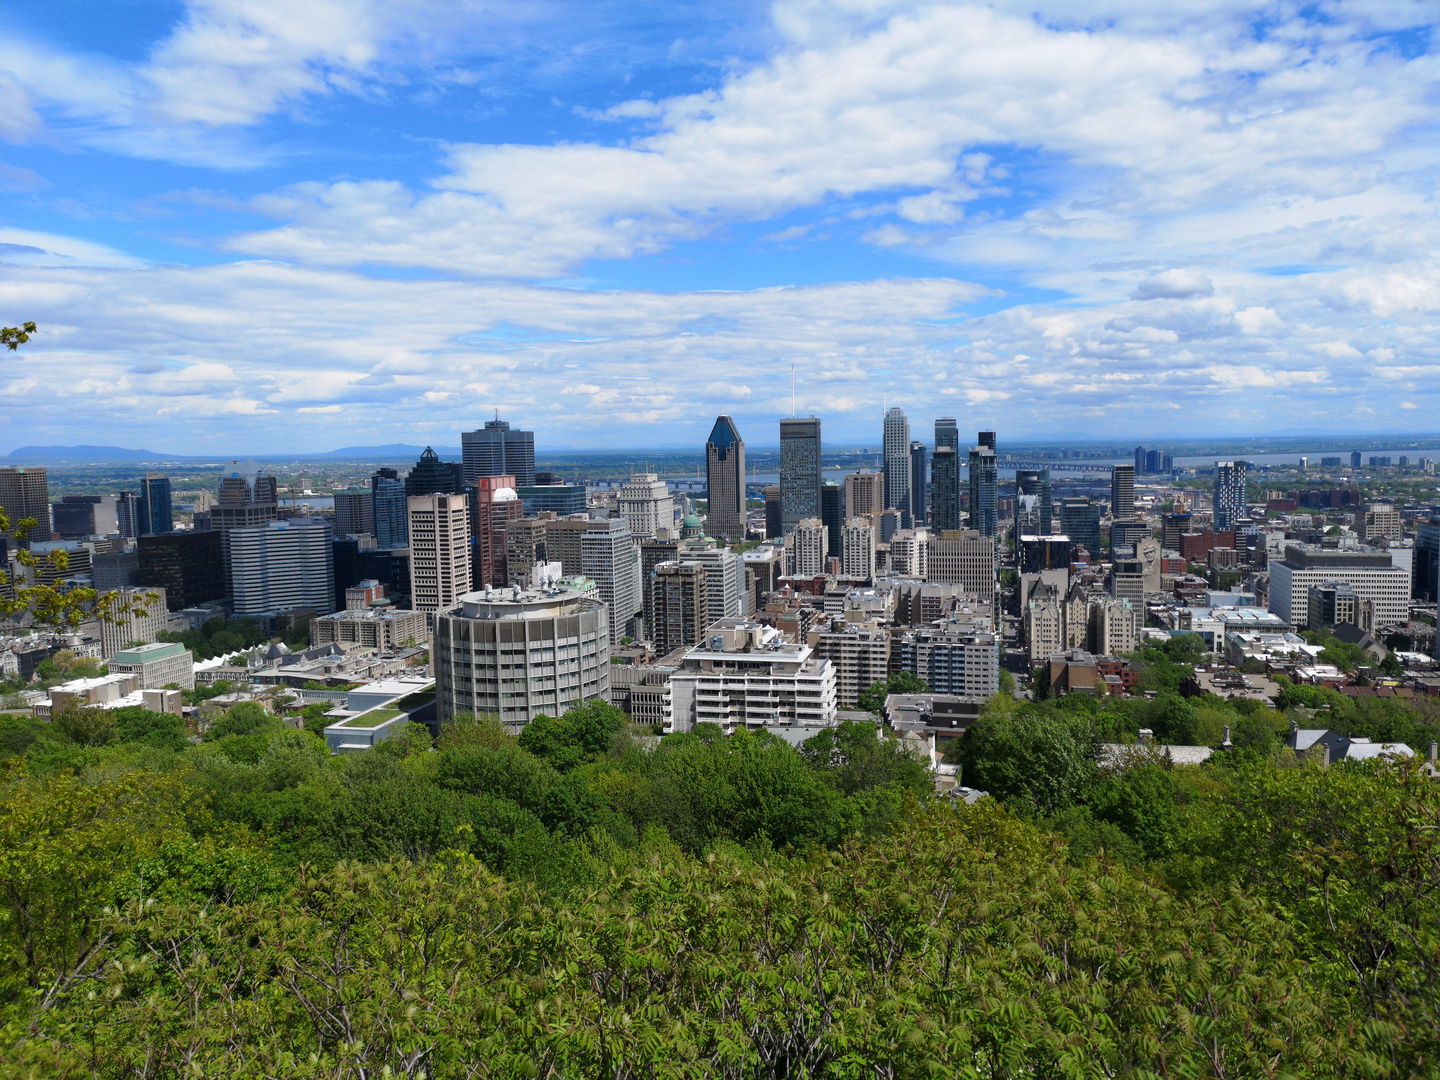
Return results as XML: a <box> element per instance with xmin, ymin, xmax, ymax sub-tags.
<box><xmin>935</xmin><ymin>417</ymin><xmax>959</xmax><ymax>451</ymax></box>
<box><xmin>931</xmin><ymin>446</ymin><xmax>960</xmax><ymax>531</ymax></box>
<box><xmin>406</xmin><ymin>447</ymin><xmax>465</xmax><ymax>497</ymax></box>
<box><xmin>462</xmin><ymin>416</ymin><xmax>536</xmax><ymax>486</ymax></box>
<box><xmin>1015</xmin><ymin>469</ymin><xmax>1052</xmax><ymax>535</ymax></box>
<box><xmin>909</xmin><ymin>440</ymin><xmax>927</xmax><ymax>525</ymax></box>
<box><xmin>705</xmin><ymin>415</ymin><xmax>746</xmax><ymax>542</ymax></box>
<box><xmin>968</xmin><ymin>432</ymin><xmax>998</xmax><ymax>538</ymax></box>
<box><xmin>821</xmin><ymin>480</ymin><xmax>843</xmax><ymax>559</ymax></box>
<box><xmin>138</xmin><ymin>473</ymin><xmax>173</xmax><ymax>536</ymax></box>
<box><xmin>779</xmin><ymin>417</ymin><xmax>822</xmax><ymax>535</ymax></box>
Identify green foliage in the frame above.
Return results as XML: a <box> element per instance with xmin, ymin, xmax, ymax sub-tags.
<box><xmin>158</xmin><ymin>616</ymin><xmax>269</xmax><ymax>661</ymax></box>
<box><xmin>799</xmin><ymin>719</ymin><xmax>932</xmax><ymax>797</ymax></box>
<box><xmin>855</xmin><ymin>670</ymin><xmax>929</xmax><ymax>716</ymax></box>
<box><xmin>953</xmin><ymin>704</ymin><xmax>1100</xmax><ymax>815</ymax></box>
<box><xmin>517</xmin><ymin>698</ymin><xmax>629</xmax><ymax>770</ymax></box>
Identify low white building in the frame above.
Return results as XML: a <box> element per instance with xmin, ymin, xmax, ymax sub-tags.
<box><xmin>666</xmin><ymin>619</ymin><xmax>837</xmax><ymax>734</ymax></box>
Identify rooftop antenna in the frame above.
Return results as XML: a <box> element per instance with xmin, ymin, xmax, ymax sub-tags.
<box><xmin>791</xmin><ymin>365</ymin><xmax>796</xmax><ymax>418</ymax></box>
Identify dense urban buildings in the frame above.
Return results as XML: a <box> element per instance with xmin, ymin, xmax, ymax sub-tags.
<box><xmin>405</xmin><ymin>447</ymin><xmax>465</xmax><ymax>497</ymax></box>
<box><xmin>1268</xmin><ymin>545</ymin><xmax>1410</xmax><ymax>628</ymax></box>
<box><xmin>844</xmin><ymin>469</ymin><xmax>884</xmax><ymax>521</ymax></box>
<box><xmin>0</xmin><ymin>466</ymin><xmax>48</xmax><ymax>544</ymax></box>
<box><xmin>704</xmin><ymin>415</ymin><xmax>746</xmax><ymax>543</ymax></box>
<box><xmin>930</xmin><ymin>446</ymin><xmax>959</xmax><ymax>531</ymax></box>
<box><xmin>371</xmin><ymin>468</ymin><xmax>409</xmax><ymax>547</ymax></box>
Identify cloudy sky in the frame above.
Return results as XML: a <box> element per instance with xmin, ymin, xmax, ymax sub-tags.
<box><xmin>0</xmin><ymin>0</ymin><xmax>1436</xmax><ymax>453</ymax></box>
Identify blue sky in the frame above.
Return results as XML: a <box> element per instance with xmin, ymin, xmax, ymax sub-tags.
<box><xmin>1</xmin><ymin>0</ymin><xmax>1437</xmax><ymax>454</ymax></box>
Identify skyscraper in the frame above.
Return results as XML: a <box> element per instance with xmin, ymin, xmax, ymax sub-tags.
<box><xmin>882</xmin><ymin>407</ymin><xmax>911</xmax><ymax>521</ymax></box>
<box><xmin>468</xmin><ymin>476</ymin><xmax>522</xmax><ymax>587</ymax></box>
<box><xmin>705</xmin><ymin>415</ymin><xmax>746</xmax><ymax>543</ymax></box>
<box><xmin>841</xmin><ymin>517</ymin><xmax>876</xmax><ymax>580</ymax></box>
<box><xmin>1214</xmin><ymin>460</ymin><xmax>1249</xmax><ymax>531</ymax></box>
<box><xmin>930</xmin><ymin>446</ymin><xmax>960</xmax><ymax>531</ymax></box>
<box><xmin>968</xmin><ymin>433</ymin><xmax>998</xmax><ymax>539</ymax></box>
<box><xmin>0</xmin><ymin>466</ymin><xmax>49</xmax><ymax>545</ymax></box>
<box><xmin>138</xmin><ymin>473</ymin><xmax>174</xmax><ymax>536</ymax></box>
<box><xmin>407</xmin><ymin>493</ymin><xmax>473</xmax><ymax>618</ymax></box>
<box><xmin>228</xmin><ymin>518</ymin><xmax>336</xmax><ymax>618</ymax></box>
<box><xmin>779</xmin><ymin>417</ymin><xmax>822</xmax><ymax>535</ymax></box>
<box><xmin>790</xmin><ymin>519</ymin><xmax>829</xmax><ymax>576</ymax></box>
<box><xmin>1015</xmin><ymin>469</ymin><xmax>1052</xmax><ymax>535</ymax></box>
<box><xmin>213</xmin><ymin>461</ymin><xmax>279</xmax><ymax>594</ymax></box>
<box><xmin>582</xmin><ymin>518</ymin><xmax>641</xmax><ymax>642</ymax></box>
<box><xmin>1060</xmin><ymin>497</ymin><xmax>1101</xmax><ymax>559</ymax></box>
<box><xmin>334</xmin><ymin>488</ymin><xmax>376</xmax><ymax>537</ymax></box>
<box><xmin>117</xmin><ymin>490</ymin><xmax>142</xmax><ymax>539</ymax></box>
<box><xmin>1110</xmin><ymin>464</ymin><xmax>1135</xmax><ymax>521</ymax></box>
<box><xmin>909</xmin><ymin>440</ymin><xmax>927</xmax><ymax>525</ymax></box>
<box><xmin>935</xmin><ymin>418</ymin><xmax>959</xmax><ymax>452</ymax></box>
<box><xmin>763</xmin><ymin>485</ymin><xmax>783</xmax><ymax>540</ymax></box>
<box><xmin>406</xmin><ymin>447</ymin><xmax>465</xmax><ymax>497</ymax></box>
<box><xmin>371</xmin><ymin>469</ymin><xmax>409</xmax><ymax>547</ymax></box>
<box><xmin>844</xmin><ymin>469</ymin><xmax>884</xmax><ymax>520</ymax></box>
<box><xmin>821</xmin><ymin>480</ymin><xmax>843</xmax><ymax>560</ymax></box>
<box><xmin>462</xmin><ymin>416</ymin><xmax>536</xmax><ymax>486</ymax></box>
<box><xmin>617</xmin><ymin>472</ymin><xmax>675</xmax><ymax>540</ymax></box>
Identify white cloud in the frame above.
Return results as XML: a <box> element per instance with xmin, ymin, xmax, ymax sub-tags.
<box><xmin>1131</xmin><ymin>269</ymin><xmax>1214</xmax><ymax>301</ymax></box>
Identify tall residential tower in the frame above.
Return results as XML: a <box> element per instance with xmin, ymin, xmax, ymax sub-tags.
<box><xmin>705</xmin><ymin>415</ymin><xmax>746</xmax><ymax>542</ymax></box>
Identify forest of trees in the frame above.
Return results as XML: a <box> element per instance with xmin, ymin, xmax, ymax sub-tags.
<box><xmin>2</xmin><ymin>681</ymin><xmax>1439</xmax><ymax>1077</ymax></box>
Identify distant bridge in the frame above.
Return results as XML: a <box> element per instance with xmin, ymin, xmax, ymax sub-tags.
<box><xmin>998</xmin><ymin>459</ymin><xmax>1120</xmax><ymax>473</ymax></box>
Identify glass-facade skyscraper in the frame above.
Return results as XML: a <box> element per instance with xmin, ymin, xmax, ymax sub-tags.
<box><xmin>1016</xmin><ymin>469</ymin><xmax>1052</xmax><ymax>535</ymax></box>
<box><xmin>779</xmin><ymin>417</ymin><xmax>822</xmax><ymax>535</ymax></box>
<box><xmin>462</xmin><ymin>417</ymin><xmax>536</xmax><ymax>487</ymax></box>
<box><xmin>968</xmin><ymin>432</ymin><xmax>998</xmax><ymax>539</ymax></box>
<box><xmin>705</xmin><ymin>415</ymin><xmax>746</xmax><ymax>542</ymax></box>
<box><xmin>909</xmin><ymin>440</ymin><xmax>927</xmax><ymax>525</ymax></box>
<box><xmin>931</xmin><ymin>446</ymin><xmax>960</xmax><ymax>531</ymax></box>
<box><xmin>406</xmin><ymin>447</ymin><xmax>465</xmax><ymax>497</ymax></box>
<box><xmin>1214</xmin><ymin>460</ymin><xmax>1248</xmax><ymax>531</ymax></box>
<box><xmin>821</xmin><ymin>480</ymin><xmax>843</xmax><ymax>559</ymax></box>
<box><xmin>882</xmin><ymin>407</ymin><xmax>910</xmax><ymax>522</ymax></box>
<box><xmin>138</xmin><ymin>473</ymin><xmax>173</xmax><ymax>536</ymax></box>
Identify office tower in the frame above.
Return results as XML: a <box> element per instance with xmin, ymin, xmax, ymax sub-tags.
<box><xmin>640</xmin><ymin>537</ymin><xmax>681</xmax><ymax>634</ymax></box>
<box><xmin>841</xmin><ymin>517</ymin><xmax>876</xmax><ymax>580</ymax></box>
<box><xmin>909</xmin><ymin>441</ymin><xmax>928</xmax><ymax>525</ymax></box>
<box><xmin>334</xmin><ymin>487</ymin><xmax>375</xmax><ymax>537</ymax></box>
<box><xmin>1161</xmin><ymin>512</ymin><xmax>1193</xmax><ymax>553</ymax></box>
<box><xmin>821</xmin><ymin>480</ymin><xmax>843</xmax><ymax>558</ymax></box>
<box><xmin>879</xmin><ymin>507</ymin><xmax>902</xmax><ymax>542</ymax></box>
<box><xmin>651</xmin><ymin>562</ymin><xmax>711</xmax><ymax>654</ymax></box>
<box><xmin>214</xmin><ymin>462</ymin><xmax>279</xmax><ymax>530</ymax></box>
<box><xmin>935</xmin><ymin>417</ymin><xmax>959</xmax><ymax>452</ymax></box>
<box><xmin>542</xmin><ymin>517</ymin><xmax>591</xmax><ymax>575</ymax></box>
<box><xmin>138</xmin><ymin>473</ymin><xmax>173</xmax><ymax>535</ymax></box>
<box><xmin>1111</xmin><ymin>559</ymin><xmax>1145</xmax><ymax>610</ymax></box>
<box><xmin>618</xmin><ymin>472</ymin><xmax>675</xmax><ymax>540</ymax></box>
<box><xmin>1413</xmin><ymin>518</ymin><xmax>1439</xmax><ymax>601</ymax></box>
<box><xmin>406</xmin><ymin>447</ymin><xmax>465</xmax><ymax>497</ymax></box>
<box><xmin>408</xmin><ymin>494</ymin><xmax>472</xmax><ymax>618</ymax></box>
<box><xmin>1268</xmin><ymin>546</ymin><xmax>1410</xmax><ymax>628</ymax></box>
<box><xmin>462</xmin><ymin>416</ymin><xmax>536</xmax><ymax>486</ymax></box>
<box><xmin>137</xmin><ymin>531</ymin><xmax>224</xmax><ymax>610</ymax></box>
<box><xmin>52</xmin><ymin>495</ymin><xmax>117</xmax><ymax>539</ymax></box>
<box><xmin>371</xmin><ymin>471</ymin><xmax>409</xmax><ymax>547</ymax></box>
<box><xmin>779</xmin><ymin>417</ymin><xmax>822</xmax><ymax>534</ymax></box>
<box><xmin>1060</xmin><ymin>497</ymin><xmax>1101</xmax><ymax>559</ymax></box>
<box><xmin>505</xmin><ymin>518</ymin><xmax>549</xmax><ymax>586</ymax></box>
<box><xmin>888</xmin><ymin>529</ymin><xmax>928</xmax><ymax>579</ymax></box>
<box><xmin>93</xmin><ymin>549</ymin><xmax>139</xmax><ymax>591</ymax></box>
<box><xmin>469</xmin><ymin>476</ymin><xmax>522</xmax><ymax>587</ymax></box>
<box><xmin>762</xmin><ymin>485</ymin><xmax>782</xmax><ymax>540</ymax></box>
<box><xmin>882</xmin><ymin>407</ymin><xmax>911</xmax><ymax>521</ymax></box>
<box><xmin>0</xmin><ymin>466</ymin><xmax>49</xmax><ymax>544</ymax></box>
<box><xmin>926</xmin><ymin>529</ymin><xmax>996</xmax><ymax>599</ymax></box>
<box><xmin>968</xmin><ymin>434</ymin><xmax>998</xmax><ymax>539</ymax></box>
<box><xmin>682</xmin><ymin>545</ymin><xmax>744</xmax><ymax>620</ymax></box>
<box><xmin>1015</xmin><ymin>469</ymin><xmax>1052</xmax><ymax>535</ymax></box>
<box><xmin>582</xmin><ymin>518</ymin><xmax>641</xmax><ymax>643</ymax></box>
<box><xmin>790</xmin><ymin>518</ymin><xmax>829</xmax><ymax>576</ymax></box>
<box><xmin>705</xmin><ymin>415</ymin><xmax>746</xmax><ymax>543</ymax></box>
<box><xmin>1214</xmin><ymin>460</ymin><xmax>1248</xmax><ymax>531</ymax></box>
<box><xmin>517</xmin><ymin>483</ymin><xmax>585</xmax><ymax>517</ymax></box>
<box><xmin>844</xmin><ymin>469</ymin><xmax>884</xmax><ymax>520</ymax></box>
<box><xmin>116</xmin><ymin>490</ymin><xmax>142</xmax><ymax>539</ymax></box>
<box><xmin>228</xmin><ymin>518</ymin><xmax>336</xmax><ymax>619</ymax></box>
<box><xmin>1350</xmin><ymin>450</ymin><xmax>1363</xmax><ymax>469</ymax></box>
<box><xmin>1110</xmin><ymin>464</ymin><xmax>1135</xmax><ymax>521</ymax></box>
<box><xmin>434</xmin><ymin>582</ymin><xmax>610</xmax><ymax>730</ymax></box>
<box><xmin>1134</xmin><ymin>446</ymin><xmax>1146</xmax><ymax>475</ymax></box>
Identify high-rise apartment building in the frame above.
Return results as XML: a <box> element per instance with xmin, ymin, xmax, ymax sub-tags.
<box><xmin>406</xmin><ymin>447</ymin><xmax>465</xmax><ymax>497</ymax></box>
<box><xmin>213</xmin><ymin>461</ymin><xmax>279</xmax><ymax>593</ymax></box>
<box><xmin>117</xmin><ymin>490</ymin><xmax>142</xmax><ymax>539</ymax></box>
<box><xmin>0</xmin><ymin>466</ymin><xmax>49</xmax><ymax>544</ymax></box>
<box><xmin>504</xmin><ymin>518</ymin><xmax>549</xmax><ymax>586</ymax></box>
<box><xmin>779</xmin><ymin>417</ymin><xmax>822</xmax><ymax>535</ymax></box>
<box><xmin>1015</xmin><ymin>469</ymin><xmax>1052</xmax><ymax>535</ymax></box>
<box><xmin>909</xmin><ymin>440</ymin><xmax>927</xmax><ymax>525</ymax></box>
<box><xmin>889</xmin><ymin>528</ymin><xmax>929</xmax><ymax>579</ymax></box>
<box><xmin>639</xmin><ymin>536</ymin><xmax>680</xmax><ymax>635</ymax></box>
<box><xmin>929</xmin><ymin>446</ymin><xmax>960</xmax><ymax>532</ymax></box>
<box><xmin>334</xmin><ymin>487</ymin><xmax>376</xmax><ymax>537</ymax></box>
<box><xmin>935</xmin><ymin>418</ymin><xmax>959</xmax><ymax>452</ymax></box>
<box><xmin>138</xmin><ymin>473</ymin><xmax>174</xmax><ymax>536</ymax></box>
<box><xmin>461</xmin><ymin>417</ymin><xmax>536</xmax><ymax>487</ymax></box>
<box><xmin>841</xmin><ymin>517</ymin><xmax>876</xmax><ymax>580</ymax></box>
<box><xmin>681</xmin><ymin>544</ymin><xmax>744</xmax><ymax>621</ymax></box>
<box><xmin>408</xmin><ymin>494</ymin><xmax>473</xmax><ymax>618</ymax></box>
<box><xmin>1417</xmin><ymin>518</ymin><xmax>1440</xmax><ymax>602</ymax></box>
<box><xmin>1110</xmin><ymin>464</ymin><xmax>1135</xmax><ymax>521</ymax></box>
<box><xmin>882</xmin><ymin>407</ymin><xmax>911</xmax><ymax>519</ymax></box>
<box><xmin>790</xmin><ymin>518</ymin><xmax>829</xmax><ymax>576</ymax></box>
<box><xmin>371</xmin><ymin>470</ymin><xmax>409</xmax><ymax>547</ymax></box>
<box><xmin>542</xmin><ymin>517</ymin><xmax>591</xmax><ymax>576</ymax></box>
<box><xmin>705</xmin><ymin>415</ymin><xmax>746</xmax><ymax>543</ymax></box>
<box><xmin>651</xmin><ymin>562</ymin><xmax>711</xmax><ymax>654</ymax></box>
<box><xmin>968</xmin><ymin>434</ymin><xmax>998</xmax><ymax>539</ymax></box>
<box><xmin>228</xmin><ymin>518</ymin><xmax>336</xmax><ymax>619</ymax></box>
<box><xmin>1214</xmin><ymin>460</ymin><xmax>1248</xmax><ymax>531</ymax></box>
<box><xmin>617</xmin><ymin>472</ymin><xmax>675</xmax><ymax>540</ymax></box>
<box><xmin>844</xmin><ymin>469</ymin><xmax>884</xmax><ymax>521</ymax></box>
<box><xmin>1111</xmin><ymin>558</ymin><xmax>1146</xmax><ymax>610</ymax></box>
<box><xmin>469</xmin><ymin>476</ymin><xmax>523</xmax><ymax>587</ymax></box>
<box><xmin>583</xmin><ymin>518</ymin><xmax>641</xmax><ymax>643</ymax></box>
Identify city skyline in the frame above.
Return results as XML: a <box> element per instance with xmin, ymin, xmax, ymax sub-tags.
<box><xmin>1</xmin><ymin>2</ymin><xmax>1437</xmax><ymax>450</ymax></box>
